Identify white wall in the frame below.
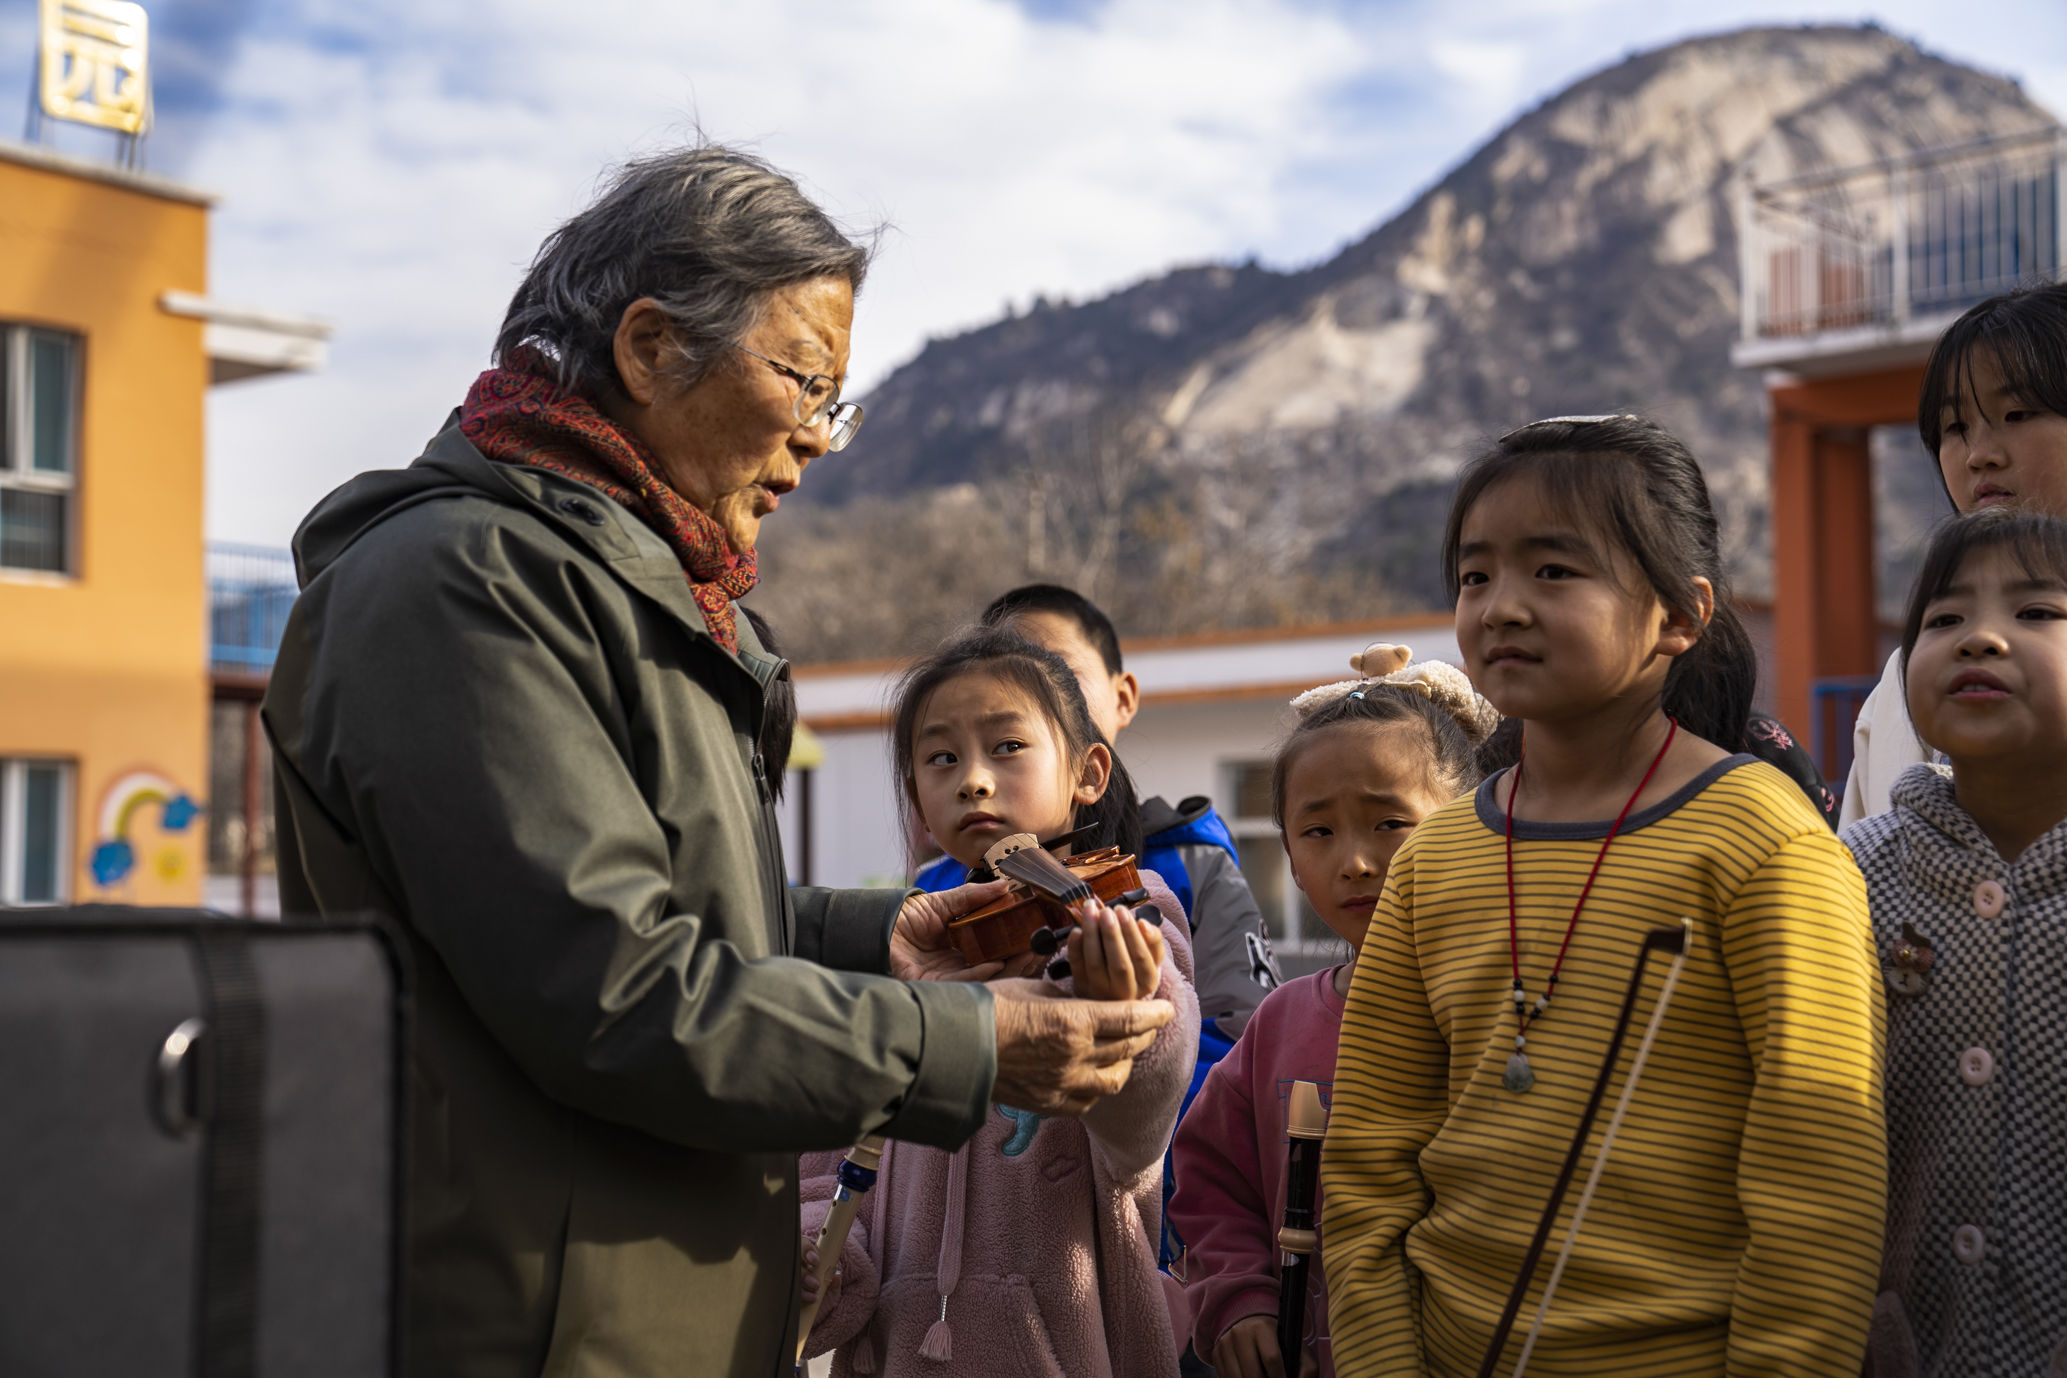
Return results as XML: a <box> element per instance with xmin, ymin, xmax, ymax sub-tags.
<box><xmin>783</xmin><ymin>616</ymin><xmax>1466</xmax><ymax>894</ymax></box>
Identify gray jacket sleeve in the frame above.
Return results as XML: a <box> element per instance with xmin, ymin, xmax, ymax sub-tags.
<box><xmin>1182</xmin><ymin>844</ymin><xmax>1283</xmax><ymax>1041</ymax></box>
<box><xmin>270</xmin><ymin>521</ymin><xmax>994</xmax><ymax>1155</ymax></box>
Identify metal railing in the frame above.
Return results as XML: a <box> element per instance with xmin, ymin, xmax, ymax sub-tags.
<box><xmin>1810</xmin><ymin>674</ymin><xmax>1882</xmax><ymax>796</ymax></box>
<box><xmin>1739</xmin><ymin>128</ymin><xmax>2066</xmax><ymax>344</ymax></box>
<box><xmin>208</xmin><ymin>542</ymin><xmax>298</xmax><ymax>674</ymax></box>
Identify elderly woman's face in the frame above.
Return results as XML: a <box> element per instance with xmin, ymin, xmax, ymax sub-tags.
<box><xmin>607</xmin><ymin>275</ymin><xmax>854</xmax><ymax>551</ymax></box>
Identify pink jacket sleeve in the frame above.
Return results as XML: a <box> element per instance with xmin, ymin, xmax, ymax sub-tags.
<box><xmin>1079</xmin><ymin>873</ymin><xmax>1202</xmax><ymax>1182</ymax></box>
<box><xmin>797</xmin><ymin>1149</ymin><xmax>882</xmax><ymax>1359</ymax></box>
<box><xmin>1169</xmin><ymin>1025</ymin><xmax>1281</xmax><ymax>1354</ymax></box>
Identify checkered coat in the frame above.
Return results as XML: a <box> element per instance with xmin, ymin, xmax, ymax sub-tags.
<box><xmin>1843</xmin><ymin>764</ymin><xmax>2067</xmax><ymax>1377</ymax></box>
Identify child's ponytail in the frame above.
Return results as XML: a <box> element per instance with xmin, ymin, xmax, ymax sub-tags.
<box><xmin>1442</xmin><ymin>414</ymin><xmax>1758</xmax><ymax>752</ymax></box>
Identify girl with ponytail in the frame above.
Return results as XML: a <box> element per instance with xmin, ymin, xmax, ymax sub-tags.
<box><xmin>1321</xmin><ymin>415</ymin><xmax>1885</xmax><ymax>1377</ymax></box>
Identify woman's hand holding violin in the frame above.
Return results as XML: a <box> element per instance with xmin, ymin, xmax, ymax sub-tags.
<box><xmin>891</xmin><ymin>878</ymin><xmax>1013</xmax><ymax>981</ymax></box>
<box><xmin>1067</xmin><ymin>900</ymin><xmax>1166</xmax><ymax>1002</ymax></box>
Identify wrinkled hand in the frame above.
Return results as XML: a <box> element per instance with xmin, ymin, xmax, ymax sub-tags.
<box><xmin>1067</xmin><ymin>901</ymin><xmax>1166</xmax><ymax>1002</ymax></box>
<box><xmin>989</xmin><ymin>978</ymin><xmax>1174</xmax><ymax>1116</ymax></box>
<box><xmin>1213</xmin><ymin>1313</ymin><xmax>1308</xmax><ymax>1378</ymax></box>
<box><xmin>891</xmin><ymin>879</ymin><xmax>1012</xmax><ymax>982</ymax></box>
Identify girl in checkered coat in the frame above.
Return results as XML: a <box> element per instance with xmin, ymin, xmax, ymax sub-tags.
<box><xmin>1843</xmin><ymin>507</ymin><xmax>2067</xmax><ymax>1376</ymax></box>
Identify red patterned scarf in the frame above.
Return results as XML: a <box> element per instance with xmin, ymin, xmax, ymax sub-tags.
<box><xmin>459</xmin><ymin>347</ymin><xmax>757</xmax><ymax>652</ymax></box>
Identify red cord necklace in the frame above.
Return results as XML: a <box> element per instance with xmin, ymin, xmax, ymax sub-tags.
<box><xmin>1501</xmin><ymin>717</ymin><xmax>1679</xmax><ymax>1093</ymax></box>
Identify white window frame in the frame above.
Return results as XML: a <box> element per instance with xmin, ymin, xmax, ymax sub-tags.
<box><xmin>0</xmin><ymin>323</ymin><xmax>82</xmax><ymax>578</ymax></box>
<box><xmin>0</xmin><ymin>758</ymin><xmax>74</xmax><ymax>906</ymax></box>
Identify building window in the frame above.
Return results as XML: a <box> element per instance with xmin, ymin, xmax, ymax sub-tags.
<box><xmin>1</xmin><ymin>325</ymin><xmax>80</xmax><ymax>574</ymax></box>
<box><xmin>1</xmin><ymin>759</ymin><xmax>72</xmax><ymax>905</ymax></box>
<box><xmin>1222</xmin><ymin>759</ymin><xmax>1326</xmax><ymax>953</ymax></box>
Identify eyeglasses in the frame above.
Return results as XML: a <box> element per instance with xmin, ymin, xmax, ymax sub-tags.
<box><xmin>734</xmin><ymin>344</ymin><xmax>865</xmax><ymax>451</ymax></box>
<box><xmin>1498</xmin><ymin>413</ymin><xmax>1642</xmax><ymax>444</ymax></box>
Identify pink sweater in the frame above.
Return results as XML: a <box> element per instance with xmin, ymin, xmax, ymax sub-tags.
<box><xmin>801</xmin><ymin>873</ymin><xmax>1200</xmax><ymax>1378</ymax></box>
<box><xmin>1168</xmin><ymin>966</ymin><xmax>1344</xmax><ymax>1378</ymax></box>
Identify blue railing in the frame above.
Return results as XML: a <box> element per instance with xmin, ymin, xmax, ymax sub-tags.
<box><xmin>209</xmin><ymin>542</ymin><xmax>298</xmax><ymax>674</ymax></box>
<box><xmin>1810</xmin><ymin>674</ymin><xmax>1883</xmax><ymax>797</ymax></box>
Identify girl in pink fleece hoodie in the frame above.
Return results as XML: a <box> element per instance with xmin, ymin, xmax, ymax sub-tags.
<box><xmin>801</xmin><ymin>628</ymin><xmax>1200</xmax><ymax>1378</ymax></box>
<box><xmin>1169</xmin><ymin>650</ymin><xmax>1494</xmax><ymax>1378</ymax></box>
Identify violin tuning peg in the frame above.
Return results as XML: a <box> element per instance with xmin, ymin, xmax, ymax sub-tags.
<box><xmin>1133</xmin><ymin>903</ymin><xmax>1164</xmax><ymax>928</ymax></box>
<box><xmin>1114</xmin><ymin>888</ymin><xmax>1149</xmax><ymax>908</ymax></box>
<box><xmin>1046</xmin><ymin>958</ymin><xmax>1071</xmax><ymax>981</ymax></box>
<box><xmin>1029</xmin><ymin>928</ymin><xmax>1059</xmax><ymax>956</ymax></box>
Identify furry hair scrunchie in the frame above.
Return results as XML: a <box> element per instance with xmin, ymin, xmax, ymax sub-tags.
<box><xmin>1289</xmin><ymin>642</ymin><xmax>1502</xmax><ymax>743</ymax></box>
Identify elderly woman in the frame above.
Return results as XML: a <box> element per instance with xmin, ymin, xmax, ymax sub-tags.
<box><xmin>263</xmin><ymin>145</ymin><xmax>1174</xmax><ymax>1378</ymax></box>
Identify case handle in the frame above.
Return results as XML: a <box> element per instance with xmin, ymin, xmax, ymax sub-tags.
<box><xmin>154</xmin><ymin>1016</ymin><xmax>208</xmax><ymax>1138</ymax></box>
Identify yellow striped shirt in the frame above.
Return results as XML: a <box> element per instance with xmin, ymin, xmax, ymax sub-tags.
<box><xmin>1320</xmin><ymin>757</ymin><xmax>1885</xmax><ymax>1377</ymax></box>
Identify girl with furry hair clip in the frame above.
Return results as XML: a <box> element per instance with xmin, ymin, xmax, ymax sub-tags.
<box><xmin>1169</xmin><ymin>646</ymin><xmax>1496</xmax><ymax>1378</ymax></box>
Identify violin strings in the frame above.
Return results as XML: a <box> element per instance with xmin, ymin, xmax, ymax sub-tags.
<box><xmin>993</xmin><ymin>845</ymin><xmax>1095</xmax><ymax>906</ymax></box>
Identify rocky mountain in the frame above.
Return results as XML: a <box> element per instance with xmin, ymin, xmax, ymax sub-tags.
<box><xmin>751</xmin><ymin>24</ymin><xmax>2057</xmax><ymax>660</ymax></box>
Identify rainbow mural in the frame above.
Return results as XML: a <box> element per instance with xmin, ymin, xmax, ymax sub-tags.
<box><xmin>90</xmin><ymin>770</ymin><xmax>201</xmax><ymax>888</ymax></box>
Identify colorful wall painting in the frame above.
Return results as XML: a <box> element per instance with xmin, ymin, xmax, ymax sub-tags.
<box><xmin>90</xmin><ymin>769</ymin><xmax>201</xmax><ymax>888</ymax></box>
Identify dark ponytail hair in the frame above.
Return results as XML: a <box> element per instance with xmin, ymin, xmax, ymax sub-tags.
<box><xmin>890</xmin><ymin>627</ymin><xmax>1141</xmax><ymax>871</ymax></box>
<box><xmin>1440</xmin><ymin>415</ymin><xmax>1757</xmax><ymax>752</ymax></box>
<box><xmin>1270</xmin><ymin>684</ymin><xmax>1485</xmax><ymax>829</ymax></box>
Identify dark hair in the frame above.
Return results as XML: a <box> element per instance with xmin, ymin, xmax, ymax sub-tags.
<box><xmin>1918</xmin><ymin>283</ymin><xmax>2067</xmax><ymax>464</ymax></box>
<box><xmin>1270</xmin><ymin>686</ymin><xmax>1485</xmax><ymax>829</ymax></box>
<box><xmin>889</xmin><ymin>627</ymin><xmax>1141</xmax><ymax>870</ymax></box>
<box><xmin>1440</xmin><ymin>415</ymin><xmax>1757</xmax><ymax>752</ymax></box>
<box><xmin>741</xmin><ymin>608</ymin><xmax>796</xmax><ymax>802</ymax></box>
<box><xmin>1900</xmin><ymin>506</ymin><xmax>2067</xmax><ymax>672</ymax></box>
<box><xmin>981</xmin><ymin>584</ymin><xmax>1125</xmax><ymax>674</ymax></box>
<box><xmin>495</xmin><ymin>142</ymin><xmax>872</xmax><ymax>397</ymax></box>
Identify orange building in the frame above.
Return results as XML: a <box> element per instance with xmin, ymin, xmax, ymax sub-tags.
<box><xmin>0</xmin><ymin>140</ymin><xmax>324</xmax><ymax>907</ymax></box>
<box><xmin>1734</xmin><ymin>129</ymin><xmax>2066</xmax><ymax>784</ymax></box>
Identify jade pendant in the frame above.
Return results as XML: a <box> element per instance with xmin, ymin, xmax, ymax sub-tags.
<box><xmin>1503</xmin><ymin>1050</ymin><xmax>1535</xmax><ymax>1092</ymax></box>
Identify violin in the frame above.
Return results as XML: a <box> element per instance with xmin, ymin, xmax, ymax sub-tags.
<box><xmin>945</xmin><ymin>832</ymin><xmax>1160</xmax><ymax>976</ymax></box>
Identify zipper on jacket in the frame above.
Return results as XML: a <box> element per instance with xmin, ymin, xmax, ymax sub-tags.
<box><xmin>750</xmin><ymin>750</ymin><xmax>792</xmax><ymax>954</ymax></box>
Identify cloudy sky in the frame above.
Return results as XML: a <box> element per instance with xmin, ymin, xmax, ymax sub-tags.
<box><xmin>4</xmin><ymin>0</ymin><xmax>2065</xmax><ymax>545</ymax></box>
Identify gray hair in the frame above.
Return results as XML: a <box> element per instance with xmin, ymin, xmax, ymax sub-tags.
<box><xmin>494</xmin><ymin>142</ymin><xmax>872</xmax><ymax>396</ymax></box>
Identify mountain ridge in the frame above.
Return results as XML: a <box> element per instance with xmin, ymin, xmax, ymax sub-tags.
<box><xmin>752</xmin><ymin>23</ymin><xmax>2058</xmax><ymax>660</ymax></box>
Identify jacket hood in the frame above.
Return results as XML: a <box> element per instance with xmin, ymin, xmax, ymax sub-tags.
<box><xmin>292</xmin><ymin>411</ymin><xmax>515</xmax><ymax>588</ymax></box>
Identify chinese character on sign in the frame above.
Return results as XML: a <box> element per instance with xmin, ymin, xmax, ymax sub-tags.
<box><xmin>37</xmin><ymin>0</ymin><xmax>151</xmax><ymax>136</ymax></box>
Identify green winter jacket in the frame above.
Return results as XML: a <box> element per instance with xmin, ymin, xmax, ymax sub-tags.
<box><xmin>263</xmin><ymin>414</ymin><xmax>996</xmax><ymax>1378</ymax></box>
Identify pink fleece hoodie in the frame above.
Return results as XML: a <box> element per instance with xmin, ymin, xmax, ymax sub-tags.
<box><xmin>1168</xmin><ymin>966</ymin><xmax>1343</xmax><ymax>1378</ymax></box>
<box><xmin>800</xmin><ymin>872</ymin><xmax>1200</xmax><ymax>1378</ymax></box>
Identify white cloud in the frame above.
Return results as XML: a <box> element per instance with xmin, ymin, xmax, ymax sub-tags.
<box><xmin>188</xmin><ymin>0</ymin><xmax>1383</xmax><ymax>540</ymax></box>
<box><xmin>14</xmin><ymin>0</ymin><xmax>2050</xmax><ymax>544</ymax></box>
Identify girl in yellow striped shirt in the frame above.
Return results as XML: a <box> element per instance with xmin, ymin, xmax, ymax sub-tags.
<box><xmin>1320</xmin><ymin>415</ymin><xmax>1885</xmax><ymax>1377</ymax></box>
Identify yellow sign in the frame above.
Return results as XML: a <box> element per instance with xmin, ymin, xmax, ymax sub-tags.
<box><xmin>38</xmin><ymin>0</ymin><xmax>150</xmax><ymax>136</ymax></box>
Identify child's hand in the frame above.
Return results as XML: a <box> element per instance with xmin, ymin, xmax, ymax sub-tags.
<box><xmin>1067</xmin><ymin>900</ymin><xmax>1165</xmax><ymax>1002</ymax></box>
<box><xmin>800</xmin><ymin>1238</ymin><xmax>840</xmax><ymax>1310</ymax></box>
<box><xmin>1213</xmin><ymin>1313</ymin><xmax>1307</xmax><ymax>1378</ymax></box>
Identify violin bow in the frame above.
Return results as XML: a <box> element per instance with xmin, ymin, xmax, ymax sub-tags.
<box><xmin>1474</xmin><ymin>918</ymin><xmax>1694</xmax><ymax>1378</ymax></box>
<box><xmin>795</xmin><ymin>1135</ymin><xmax>885</xmax><ymax>1370</ymax></box>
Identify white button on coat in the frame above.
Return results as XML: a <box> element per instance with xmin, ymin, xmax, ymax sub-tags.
<box><xmin>1974</xmin><ymin>879</ymin><xmax>2007</xmax><ymax>919</ymax></box>
<box><xmin>1953</xmin><ymin>1224</ymin><xmax>1986</xmax><ymax>1265</ymax></box>
<box><xmin>1959</xmin><ymin>1047</ymin><xmax>1996</xmax><ymax>1086</ymax></box>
